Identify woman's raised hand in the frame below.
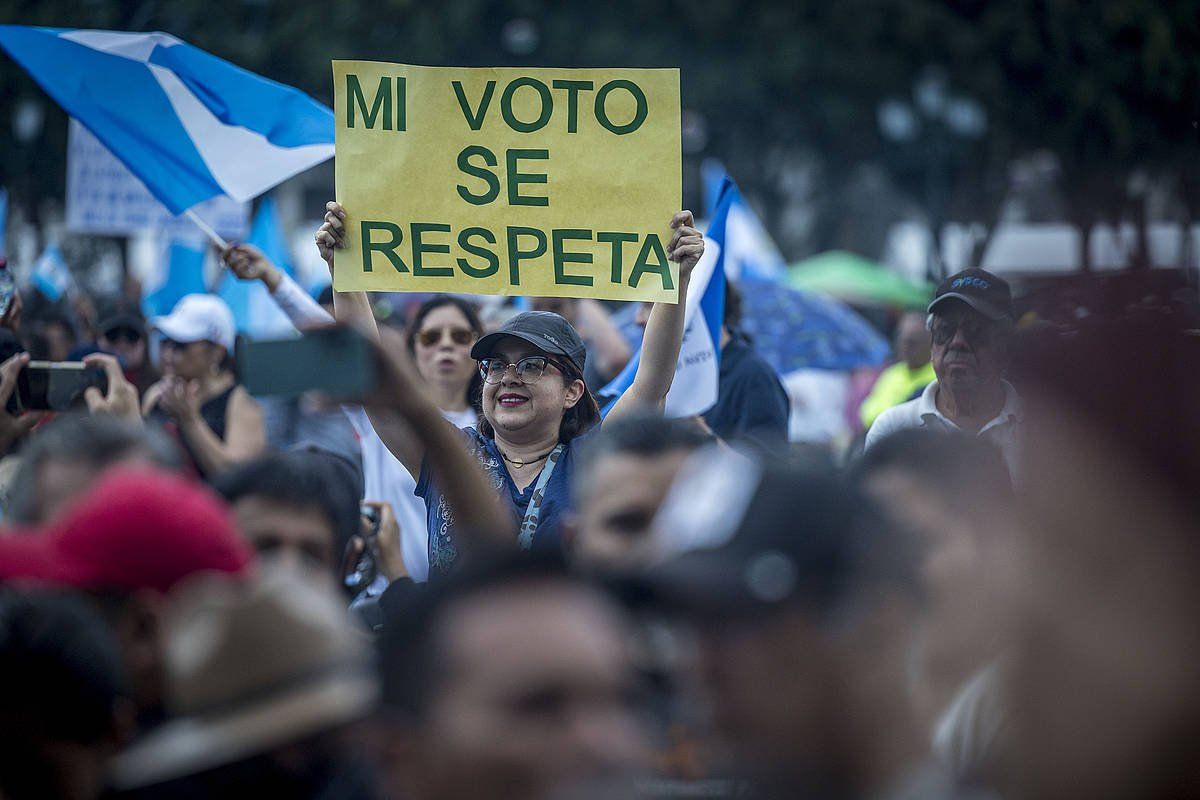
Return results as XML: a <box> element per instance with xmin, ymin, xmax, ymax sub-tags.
<box><xmin>314</xmin><ymin>201</ymin><xmax>347</xmax><ymax>275</ymax></box>
<box><xmin>666</xmin><ymin>210</ymin><xmax>704</xmax><ymax>282</ymax></box>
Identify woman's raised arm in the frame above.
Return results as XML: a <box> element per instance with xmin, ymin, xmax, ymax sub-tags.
<box><xmin>605</xmin><ymin>210</ymin><xmax>704</xmax><ymax>422</ymax></box>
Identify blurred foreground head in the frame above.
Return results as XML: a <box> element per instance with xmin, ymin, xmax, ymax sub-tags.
<box><xmin>0</xmin><ymin>466</ymin><xmax>252</xmax><ymax>729</ymax></box>
<box><xmin>4</xmin><ymin>413</ymin><xmax>181</xmax><ymax>524</ymax></box>
<box><xmin>0</xmin><ymin>590</ymin><xmax>129</xmax><ymax>800</ymax></box>
<box><xmin>378</xmin><ymin>554</ymin><xmax>649</xmax><ymax>800</ymax></box>
<box><xmin>998</xmin><ymin>303</ymin><xmax>1200</xmax><ymax>800</ymax></box>
<box><xmin>650</xmin><ymin>453</ymin><xmax>926</xmax><ymax>797</ymax></box>
<box><xmin>109</xmin><ymin>564</ymin><xmax>378</xmax><ymax>799</ymax></box>
<box><xmin>852</xmin><ymin>429</ymin><xmax>1016</xmax><ymax>731</ymax></box>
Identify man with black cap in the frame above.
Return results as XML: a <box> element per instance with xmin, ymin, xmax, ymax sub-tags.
<box><xmin>865</xmin><ymin>268</ymin><xmax>1022</xmax><ymax>478</ymax></box>
<box><xmin>649</xmin><ymin>453</ymin><xmax>961</xmax><ymax>799</ymax></box>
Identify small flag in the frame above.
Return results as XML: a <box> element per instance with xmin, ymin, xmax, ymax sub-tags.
<box><xmin>0</xmin><ymin>26</ymin><xmax>334</xmax><ymax>215</ymax></box>
<box><xmin>31</xmin><ymin>244</ymin><xmax>74</xmax><ymax>302</ymax></box>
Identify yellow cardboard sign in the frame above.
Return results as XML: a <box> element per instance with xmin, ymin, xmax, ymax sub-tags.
<box><xmin>332</xmin><ymin>62</ymin><xmax>682</xmax><ymax>302</ymax></box>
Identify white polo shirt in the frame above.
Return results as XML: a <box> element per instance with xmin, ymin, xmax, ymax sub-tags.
<box><xmin>864</xmin><ymin>379</ymin><xmax>1023</xmax><ymax>479</ymax></box>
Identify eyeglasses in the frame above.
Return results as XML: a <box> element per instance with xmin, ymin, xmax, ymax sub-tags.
<box><xmin>479</xmin><ymin>356</ymin><xmax>562</xmax><ymax>385</ymax></box>
<box><xmin>416</xmin><ymin>326</ymin><xmax>475</xmax><ymax>347</ymax></box>
<box><xmin>930</xmin><ymin>316</ymin><xmax>997</xmax><ymax>347</ymax></box>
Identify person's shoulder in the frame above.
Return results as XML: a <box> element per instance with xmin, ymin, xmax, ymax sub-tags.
<box><xmin>724</xmin><ymin>338</ymin><xmax>781</xmax><ymax>385</ymax></box>
<box><xmin>865</xmin><ymin>395</ymin><xmax>923</xmax><ymax>445</ymax></box>
<box><xmin>229</xmin><ymin>383</ymin><xmax>262</xmax><ymax>412</ymax></box>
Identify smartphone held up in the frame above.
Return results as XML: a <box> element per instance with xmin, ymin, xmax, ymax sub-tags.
<box><xmin>15</xmin><ymin>361</ymin><xmax>108</xmax><ymax>412</ymax></box>
<box><xmin>237</xmin><ymin>326</ymin><xmax>376</xmax><ymax>400</ymax></box>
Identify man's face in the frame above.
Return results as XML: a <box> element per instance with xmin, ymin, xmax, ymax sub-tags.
<box><xmin>231</xmin><ymin>496</ymin><xmax>337</xmax><ymax>573</ymax></box>
<box><xmin>411</xmin><ymin>580</ymin><xmax>649</xmax><ymax>800</ymax></box>
<box><xmin>929</xmin><ymin>303</ymin><xmax>1005</xmax><ymax>391</ymax></box>
<box><xmin>573</xmin><ymin>449</ymin><xmax>693</xmax><ymax>571</ymax></box>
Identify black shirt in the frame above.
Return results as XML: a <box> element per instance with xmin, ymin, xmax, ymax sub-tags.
<box><xmin>703</xmin><ymin>334</ymin><xmax>790</xmax><ymax>450</ymax></box>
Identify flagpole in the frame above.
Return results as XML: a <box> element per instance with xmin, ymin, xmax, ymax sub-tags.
<box><xmin>184</xmin><ymin>209</ymin><xmax>229</xmax><ymax>250</ymax></box>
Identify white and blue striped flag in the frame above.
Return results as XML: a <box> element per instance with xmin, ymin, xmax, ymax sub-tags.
<box><xmin>31</xmin><ymin>244</ymin><xmax>74</xmax><ymax>302</ymax></box>
<box><xmin>0</xmin><ymin>26</ymin><xmax>334</xmax><ymax>215</ymax></box>
<box><xmin>701</xmin><ymin>159</ymin><xmax>786</xmax><ymax>283</ymax></box>
<box><xmin>601</xmin><ymin>178</ymin><xmax>733</xmax><ymax>418</ymax></box>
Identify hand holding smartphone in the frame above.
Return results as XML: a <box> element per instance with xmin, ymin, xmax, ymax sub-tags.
<box><xmin>16</xmin><ymin>361</ymin><xmax>109</xmax><ymax>412</ymax></box>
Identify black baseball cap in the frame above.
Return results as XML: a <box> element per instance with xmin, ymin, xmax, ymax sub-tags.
<box><xmin>471</xmin><ymin>311</ymin><xmax>588</xmax><ymax>376</ymax></box>
<box><xmin>96</xmin><ymin>301</ymin><xmax>147</xmax><ymax>338</ymax></box>
<box><xmin>646</xmin><ymin>452</ymin><xmax>916</xmax><ymax>619</ymax></box>
<box><xmin>928</xmin><ymin>268</ymin><xmax>1013</xmax><ymax>322</ymax></box>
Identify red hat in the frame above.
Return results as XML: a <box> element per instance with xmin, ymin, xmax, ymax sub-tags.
<box><xmin>0</xmin><ymin>466</ymin><xmax>253</xmax><ymax>594</ymax></box>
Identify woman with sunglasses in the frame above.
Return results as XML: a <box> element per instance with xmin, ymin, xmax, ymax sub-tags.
<box><xmin>142</xmin><ymin>293</ymin><xmax>266</xmax><ymax>479</ymax></box>
<box><xmin>405</xmin><ymin>297</ymin><xmax>484</xmax><ymax>428</ymax></box>
<box><xmin>316</xmin><ymin>201</ymin><xmax>704</xmax><ymax>577</ymax></box>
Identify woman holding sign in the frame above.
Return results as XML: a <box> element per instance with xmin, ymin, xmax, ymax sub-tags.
<box><xmin>317</xmin><ymin>201</ymin><xmax>703</xmax><ymax>577</ymax></box>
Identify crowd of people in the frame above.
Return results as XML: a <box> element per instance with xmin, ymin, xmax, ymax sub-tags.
<box><xmin>0</xmin><ymin>200</ymin><xmax>1198</xmax><ymax>800</ymax></box>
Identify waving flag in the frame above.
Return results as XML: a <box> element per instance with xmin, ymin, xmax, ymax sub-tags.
<box><xmin>0</xmin><ymin>26</ymin><xmax>334</xmax><ymax>215</ymax></box>
<box><xmin>601</xmin><ymin>178</ymin><xmax>733</xmax><ymax>418</ymax></box>
<box><xmin>700</xmin><ymin>160</ymin><xmax>786</xmax><ymax>282</ymax></box>
<box><xmin>217</xmin><ymin>195</ymin><xmax>296</xmax><ymax>339</ymax></box>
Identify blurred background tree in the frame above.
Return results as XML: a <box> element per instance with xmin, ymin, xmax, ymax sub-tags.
<box><xmin>2</xmin><ymin>0</ymin><xmax>1197</xmax><ymax>266</ymax></box>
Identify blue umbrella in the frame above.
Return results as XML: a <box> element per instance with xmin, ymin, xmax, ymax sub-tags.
<box><xmin>736</xmin><ymin>276</ymin><xmax>890</xmax><ymax>373</ymax></box>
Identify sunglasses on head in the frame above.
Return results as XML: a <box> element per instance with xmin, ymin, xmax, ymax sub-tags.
<box><xmin>415</xmin><ymin>326</ymin><xmax>475</xmax><ymax>347</ymax></box>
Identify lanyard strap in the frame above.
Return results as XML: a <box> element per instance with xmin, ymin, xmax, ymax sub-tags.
<box><xmin>516</xmin><ymin>444</ymin><xmax>566</xmax><ymax>550</ymax></box>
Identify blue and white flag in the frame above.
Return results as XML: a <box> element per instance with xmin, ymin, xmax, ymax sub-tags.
<box><xmin>0</xmin><ymin>26</ymin><xmax>334</xmax><ymax>215</ymax></box>
<box><xmin>700</xmin><ymin>160</ymin><xmax>786</xmax><ymax>283</ymax></box>
<box><xmin>31</xmin><ymin>244</ymin><xmax>74</xmax><ymax>302</ymax></box>
<box><xmin>143</xmin><ymin>240</ymin><xmax>207</xmax><ymax>318</ymax></box>
<box><xmin>217</xmin><ymin>195</ymin><xmax>296</xmax><ymax>339</ymax></box>
<box><xmin>601</xmin><ymin>178</ymin><xmax>733</xmax><ymax>418</ymax></box>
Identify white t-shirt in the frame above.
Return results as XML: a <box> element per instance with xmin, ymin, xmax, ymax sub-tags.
<box><xmin>864</xmin><ymin>379</ymin><xmax>1023</xmax><ymax>480</ymax></box>
<box><xmin>270</xmin><ymin>273</ymin><xmax>476</xmax><ymax>581</ymax></box>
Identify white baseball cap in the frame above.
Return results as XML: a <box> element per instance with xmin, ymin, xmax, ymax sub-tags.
<box><xmin>152</xmin><ymin>294</ymin><xmax>236</xmax><ymax>352</ymax></box>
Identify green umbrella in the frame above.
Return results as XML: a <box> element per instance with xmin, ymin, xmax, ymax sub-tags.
<box><xmin>788</xmin><ymin>251</ymin><xmax>934</xmax><ymax>310</ymax></box>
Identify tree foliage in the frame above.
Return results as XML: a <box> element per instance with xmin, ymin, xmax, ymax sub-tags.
<box><xmin>1</xmin><ymin>0</ymin><xmax>1196</xmax><ymax>261</ymax></box>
